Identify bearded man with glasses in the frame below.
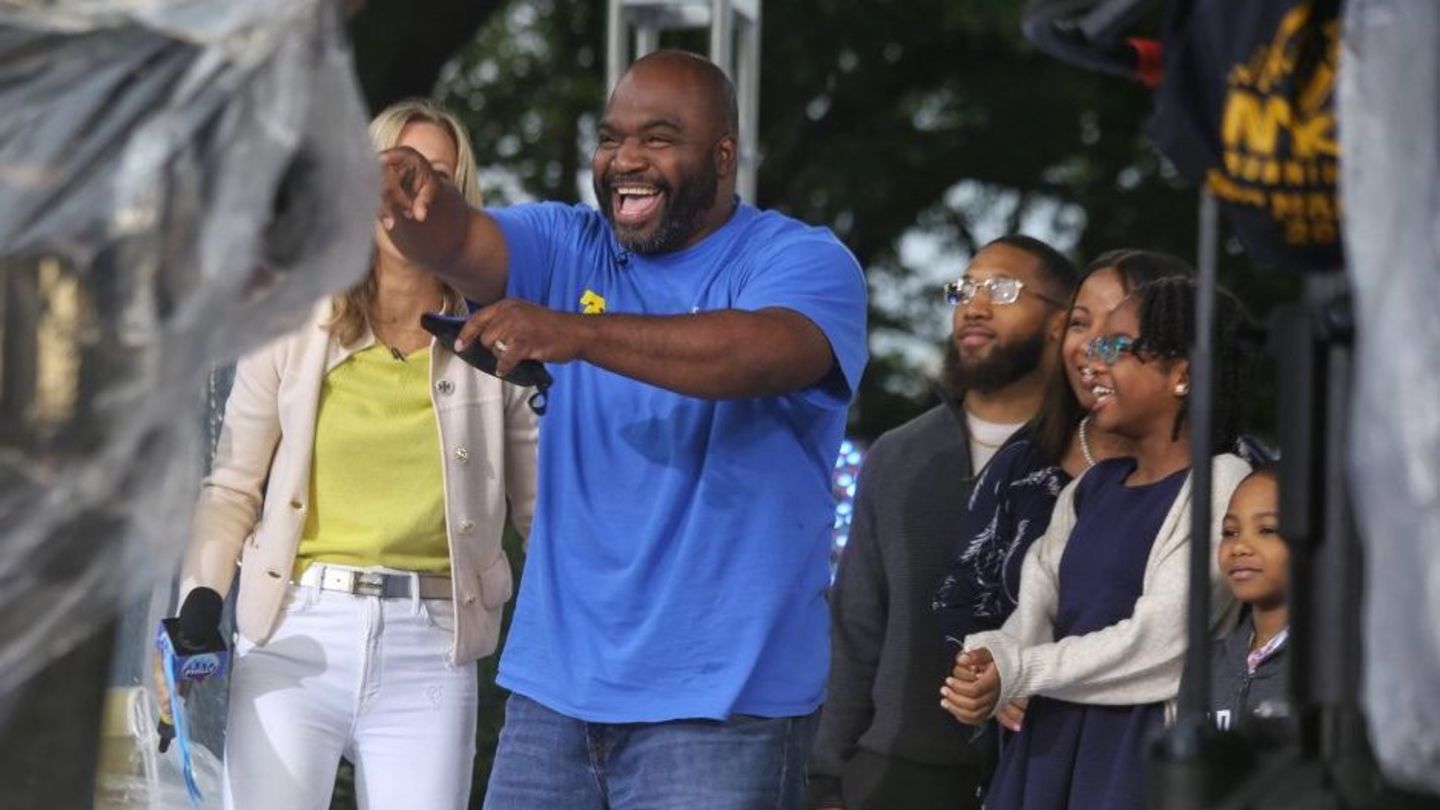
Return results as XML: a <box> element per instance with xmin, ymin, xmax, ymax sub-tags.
<box><xmin>808</xmin><ymin>236</ymin><xmax>1076</xmax><ymax>810</ymax></box>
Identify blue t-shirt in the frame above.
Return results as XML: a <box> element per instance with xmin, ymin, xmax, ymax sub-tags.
<box><xmin>488</xmin><ymin>201</ymin><xmax>868</xmax><ymax>722</ymax></box>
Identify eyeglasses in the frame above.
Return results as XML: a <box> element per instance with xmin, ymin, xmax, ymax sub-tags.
<box><xmin>1086</xmin><ymin>334</ymin><xmax>1143</xmax><ymax>366</ymax></box>
<box><xmin>943</xmin><ymin>275</ymin><xmax>1064</xmax><ymax>308</ymax></box>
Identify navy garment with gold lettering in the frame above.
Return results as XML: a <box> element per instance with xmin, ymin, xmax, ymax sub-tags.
<box><xmin>1149</xmin><ymin>0</ymin><xmax>1342</xmax><ymax>270</ymax></box>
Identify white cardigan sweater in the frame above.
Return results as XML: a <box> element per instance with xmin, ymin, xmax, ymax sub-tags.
<box><xmin>963</xmin><ymin>454</ymin><xmax>1251</xmax><ymax>714</ymax></box>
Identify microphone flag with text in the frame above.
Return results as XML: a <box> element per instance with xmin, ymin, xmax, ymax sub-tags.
<box><xmin>155</xmin><ymin>587</ymin><xmax>228</xmax><ymax>805</ymax></box>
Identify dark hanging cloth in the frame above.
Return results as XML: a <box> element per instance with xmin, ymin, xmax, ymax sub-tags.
<box><xmin>1148</xmin><ymin>0</ymin><xmax>1343</xmax><ymax>270</ymax></box>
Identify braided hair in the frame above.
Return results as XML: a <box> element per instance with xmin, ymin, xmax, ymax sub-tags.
<box><xmin>1128</xmin><ymin>276</ymin><xmax>1256</xmax><ymax>452</ymax></box>
<box><xmin>1034</xmin><ymin>250</ymin><xmax>1194</xmax><ymax>465</ymax></box>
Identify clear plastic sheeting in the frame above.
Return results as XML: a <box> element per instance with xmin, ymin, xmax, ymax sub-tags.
<box><xmin>0</xmin><ymin>0</ymin><xmax>375</xmax><ymax>771</ymax></box>
<box><xmin>95</xmin><ymin>686</ymin><xmax>224</xmax><ymax>809</ymax></box>
<box><xmin>1339</xmin><ymin>0</ymin><xmax>1440</xmax><ymax>796</ymax></box>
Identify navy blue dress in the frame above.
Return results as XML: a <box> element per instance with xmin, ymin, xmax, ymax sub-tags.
<box><xmin>983</xmin><ymin>458</ymin><xmax>1188</xmax><ymax>810</ymax></box>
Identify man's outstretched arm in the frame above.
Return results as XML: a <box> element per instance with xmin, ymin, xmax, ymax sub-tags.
<box><xmin>457</xmin><ymin>299</ymin><xmax>839</xmax><ymax>400</ymax></box>
<box><xmin>378</xmin><ymin>146</ymin><xmax>509</xmax><ymax>303</ymax></box>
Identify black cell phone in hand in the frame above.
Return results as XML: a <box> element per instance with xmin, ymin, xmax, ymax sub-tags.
<box><xmin>421</xmin><ymin>312</ymin><xmax>552</xmax><ymax>414</ymax></box>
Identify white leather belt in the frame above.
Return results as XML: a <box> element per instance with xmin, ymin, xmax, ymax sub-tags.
<box><xmin>297</xmin><ymin>563</ymin><xmax>452</xmax><ymax>600</ymax></box>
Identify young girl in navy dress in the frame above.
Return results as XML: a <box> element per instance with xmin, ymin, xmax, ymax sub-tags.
<box><xmin>932</xmin><ymin>250</ymin><xmax>1191</xmax><ymax>736</ymax></box>
<box><xmin>940</xmin><ymin>277</ymin><xmax>1254</xmax><ymax>809</ymax></box>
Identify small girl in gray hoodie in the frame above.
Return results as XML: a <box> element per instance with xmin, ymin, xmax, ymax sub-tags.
<box><xmin>1208</xmin><ymin>467</ymin><xmax>1291</xmax><ymax>732</ymax></box>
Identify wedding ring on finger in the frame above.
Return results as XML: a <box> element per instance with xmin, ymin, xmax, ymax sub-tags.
<box><xmin>493</xmin><ymin>339</ymin><xmax>510</xmax><ymax>354</ymax></box>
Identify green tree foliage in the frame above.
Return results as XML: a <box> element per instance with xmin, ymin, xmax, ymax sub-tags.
<box><xmin>347</xmin><ymin>0</ymin><xmax>505</xmax><ymax>112</ymax></box>
<box><xmin>437</xmin><ymin>0</ymin><xmax>610</xmax><ymax>205</ymax></box>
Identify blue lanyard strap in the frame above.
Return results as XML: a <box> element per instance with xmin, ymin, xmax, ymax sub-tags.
<box><xmin>162</xmin><ymin>662</ymin><xmax>204</xmax><ymax>807</ymax></box>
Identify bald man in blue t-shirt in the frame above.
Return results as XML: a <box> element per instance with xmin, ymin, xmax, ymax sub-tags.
<box><xmin>380</xmin><ymin>50</ymin><xmax>867</xmax><ymax>809</ymax></box>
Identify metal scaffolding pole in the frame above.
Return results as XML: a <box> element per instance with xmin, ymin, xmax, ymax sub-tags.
<box><xmin>606</xmin><ymin>0</ymin><xmax>762</xmax><ymax>201</ymax></box>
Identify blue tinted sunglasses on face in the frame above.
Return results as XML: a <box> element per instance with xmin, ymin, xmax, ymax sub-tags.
<box><xmin>1087</xmin><ymin>334</ymin><xmax>1141</xmax><ymax>366</ymax></box>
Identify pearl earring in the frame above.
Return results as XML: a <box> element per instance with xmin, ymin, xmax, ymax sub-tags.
<box><xmin>1174</xmin><ymin>383</ymin><xmax>1190</xmax><ymax>397</ymax></box>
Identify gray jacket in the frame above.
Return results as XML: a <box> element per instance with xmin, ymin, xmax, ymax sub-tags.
<box><xmin>806</xmin><ymin>401</ymin><xmax>983</xmax><ymax>808</ymax></box>
<box><xmin>1207</xmin><ymin>614</ymin><xmax>1291</xmax><ymax>732</ymax></box>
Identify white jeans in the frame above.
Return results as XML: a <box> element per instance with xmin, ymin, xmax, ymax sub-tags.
<box><xmin>222</xmin><ymin>584</ymin><xmax>478</xmax><ymax>810</ymax></box>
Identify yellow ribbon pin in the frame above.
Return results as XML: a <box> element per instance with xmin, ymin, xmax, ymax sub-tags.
<box><xmin>579</xmin><ymin>290</ymin><xmax>606</xmax><ymax>315</ymax></box>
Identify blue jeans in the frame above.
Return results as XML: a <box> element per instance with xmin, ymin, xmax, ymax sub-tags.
<box><xmin>484</xmin><ymin>693</ymin><xmax>819</xmax><ymax>809</ymax></box>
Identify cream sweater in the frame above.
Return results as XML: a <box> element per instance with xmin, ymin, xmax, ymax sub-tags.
<box><xmin>963</xmin><ymin>454</ymin><xmax>1251</xmax><ymax>714</ymax></box>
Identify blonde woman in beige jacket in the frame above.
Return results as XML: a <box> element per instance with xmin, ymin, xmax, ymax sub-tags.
<box><xmin>173</xmin><ymin>99</ymin><xmax>537</xmax><ymax>810</ymax></box>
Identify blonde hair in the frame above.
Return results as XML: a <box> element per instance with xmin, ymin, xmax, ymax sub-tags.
<box><xmin>329</xmin><ymin>98</ymin><xmax>482</xmax><ymax>347</ymax></box>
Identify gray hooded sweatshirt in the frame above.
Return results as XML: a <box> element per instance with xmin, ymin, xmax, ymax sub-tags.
<box><xmin>1207</xmin><ymin>613</ymin><xmax>1291</xmax><ymax>731</ymax></box>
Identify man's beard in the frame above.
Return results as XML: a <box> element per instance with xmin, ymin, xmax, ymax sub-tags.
<box><xmin>596</xmin><ymin>159</ymin><xmax>719</xmax><ymax>255</ymax></box>
<box><xmin>942</xmin><ymin>328</ymin><xmax>1047</xmax><ymax>397</ymax></box>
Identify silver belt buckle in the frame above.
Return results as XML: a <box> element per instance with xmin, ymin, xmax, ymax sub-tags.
<box><xmin>319</xmin><ymin>566</ymin><xmax>357</xmax><ymax>594</ymax></box>
<box><xmin>354</xmin><ymin>571</ymin><xmax>387</xmax><ymax>597</ymax></box>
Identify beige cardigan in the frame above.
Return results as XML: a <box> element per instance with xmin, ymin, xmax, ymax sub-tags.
<box><xmin>963</xmin><ymin>454</ymin><xmax>1251</xmax><ymax>713</ymax></box>
<box><xmin>179</xmin><ymin>300</ymin><xmax>538</xmax><ymax>664</ymax></box>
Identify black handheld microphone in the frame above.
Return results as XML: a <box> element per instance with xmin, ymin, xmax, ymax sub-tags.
<box><xmin>156</xmin><ymin>587</ymin><xmax>228</xmax><ymax>753</ymax></box>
